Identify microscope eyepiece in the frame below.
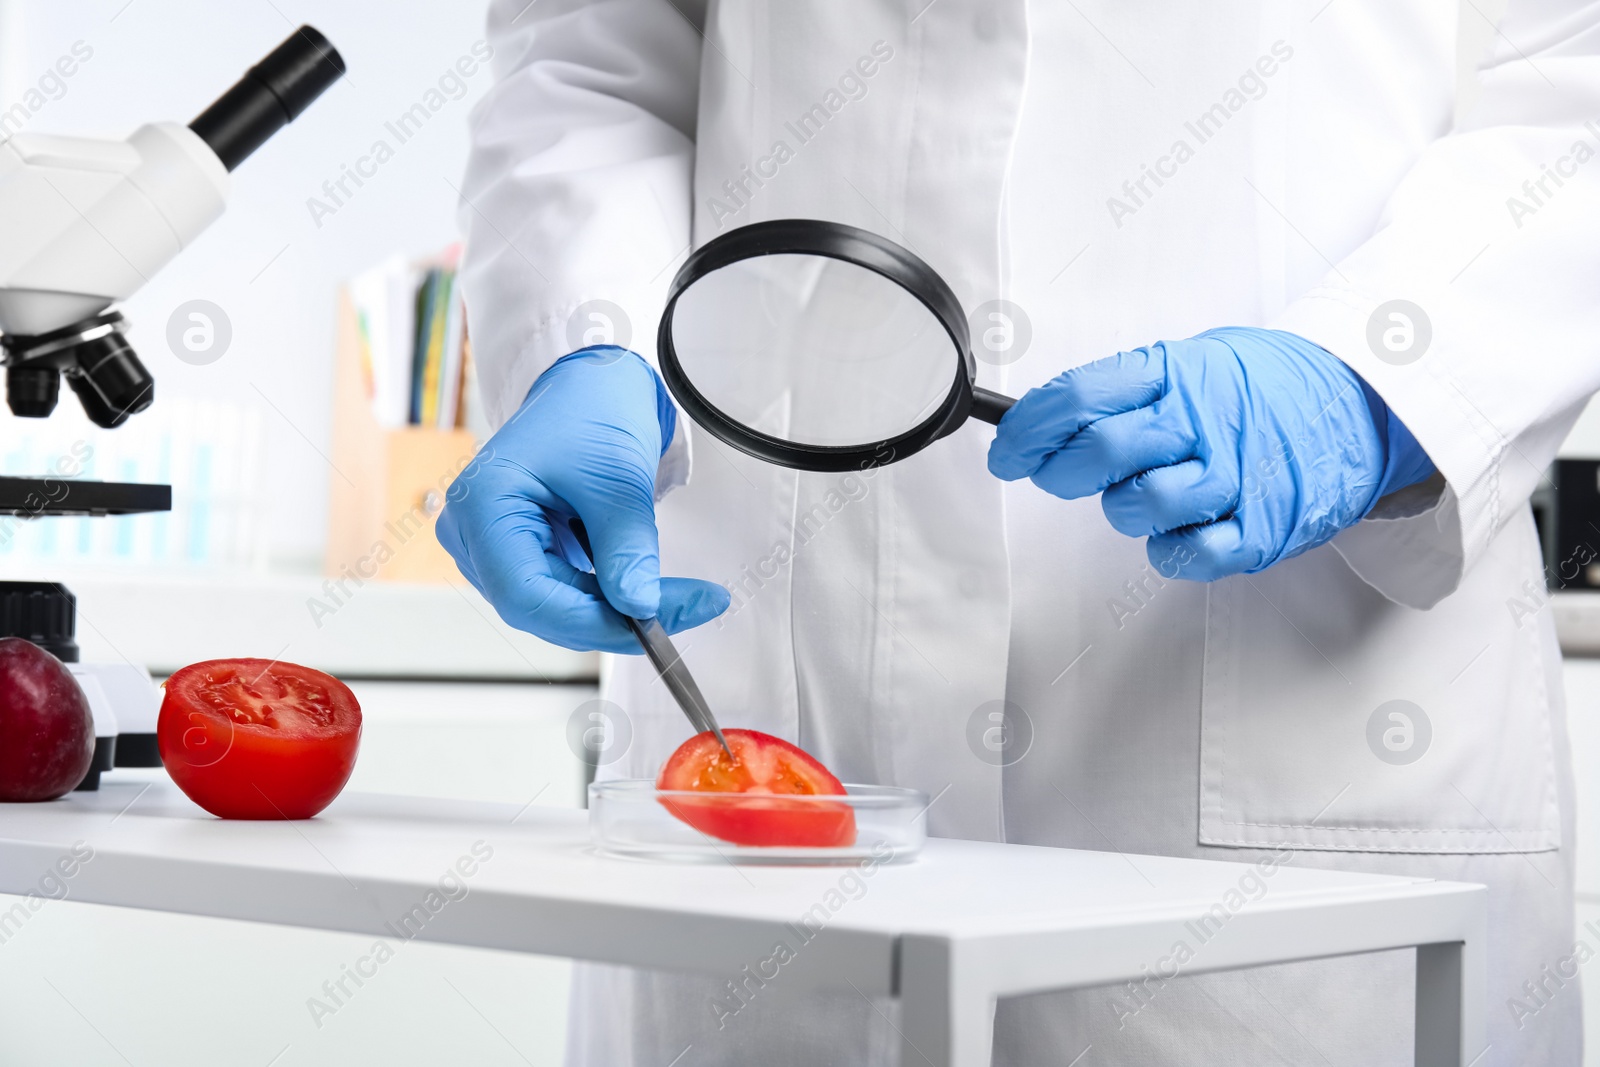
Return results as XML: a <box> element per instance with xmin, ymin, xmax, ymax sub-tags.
<box><xmin>189</xmin><ymin>25</ymin><xmax>345</xmax><ymax>171</ymax></box>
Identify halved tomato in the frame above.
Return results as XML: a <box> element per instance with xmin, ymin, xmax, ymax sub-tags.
<box><xmin>157</xmin><ymin>659</ymin><xmax>361</xmax><ymax>820</ymax></box>
<box><xmin>656</xmin><ymin>729</ymin><xmax>856</xmax><ymax>847</ymax></box>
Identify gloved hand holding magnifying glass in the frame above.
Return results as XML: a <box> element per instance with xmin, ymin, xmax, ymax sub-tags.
<box><xmin>657</xmin><ymin>219</ymin><xmax>1436</xmax><ymax>576</ymax></box>
<box><xmin>987</xmin><ymin>327</ymin><xmax>1437</xmax><ymax>578</ymax></box>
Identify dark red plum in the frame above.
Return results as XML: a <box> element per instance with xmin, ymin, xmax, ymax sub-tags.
<box><xmin>0</xmin><ymin>637</ymin><xmax>93</xmax><ymax>801</ymax></box>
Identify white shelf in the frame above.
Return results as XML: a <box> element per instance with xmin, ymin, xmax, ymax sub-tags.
<box><xmin>1557</xmin><ymin>592</ymin><xmax>1600</xmax><ymax>657</ymax></box>
<box><xmin>17</xmin><ymin>568</ymin><xmax>596</xmax><ymax>680</ymax></box>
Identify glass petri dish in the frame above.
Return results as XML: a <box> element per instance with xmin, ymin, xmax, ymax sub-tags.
<box><xmin>589</xmin><ymin>780</ymin><xmax>928</xmax><ymax>865</ymax></box>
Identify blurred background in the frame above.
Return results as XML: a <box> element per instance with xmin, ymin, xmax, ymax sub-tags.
<box><xmin>0</xmin><ymin>0</ymin><xmax>486</xmax><ymax>574</ymax></box>
<box><xmin>0</xmin><ymin>1</ymin><xmax>590</xmax><ymax>1064</ymax></box>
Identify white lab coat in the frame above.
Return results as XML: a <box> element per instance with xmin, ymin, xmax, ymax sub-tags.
<box><xmin>459</xmin><ymin>1</ymin><xmax>1595</xmax><ymax>1063</ymax></box>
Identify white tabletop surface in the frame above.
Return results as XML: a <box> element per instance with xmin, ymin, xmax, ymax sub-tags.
<box><xmin>0</xmin><ymin>779</ymin><xmax>1479</xmax><ymax>1000</ymax></box>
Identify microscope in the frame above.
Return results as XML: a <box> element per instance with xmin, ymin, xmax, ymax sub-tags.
<box><xmin>0</xmin><ymin>25</ymin><xmax>344</xmax><ymax>787</ymax></box>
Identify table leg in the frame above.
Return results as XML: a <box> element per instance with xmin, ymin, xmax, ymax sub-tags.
<box><xmin>898</xmin><ymin>935</ymin><xmax>995</xmax><ymax>1067</ymax></box>
<box><xmin>1415</xmin><ymin>939</ymin><xmax>1486</xmax><ymax>1067</ymax></box>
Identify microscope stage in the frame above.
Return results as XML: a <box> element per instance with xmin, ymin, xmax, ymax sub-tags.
<box><xmin>0</xmin><ymin>477</ymin><xmax>171</xmax><ymax>516</ymax></box>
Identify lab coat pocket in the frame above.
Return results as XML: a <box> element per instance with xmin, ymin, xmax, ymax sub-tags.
<box><xmin>1198</xmin><ymin>521</ymin><xmax>1561</xmax><ymax>854</ymax></box>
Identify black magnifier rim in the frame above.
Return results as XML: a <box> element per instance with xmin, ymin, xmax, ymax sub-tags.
<box><xmin>657</xmin><ymin>219</ymin><xmax>975</xmax><ymax>473</ymax></box>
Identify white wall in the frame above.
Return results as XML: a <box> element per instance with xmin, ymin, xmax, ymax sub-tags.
<box><xmin>0</xmin><ymin>0</ymin><xmax>493</xmax><ymax>570</ymax></box>
<box><xmin>1563</xmin><ymin>404</ymin><xmax>1600</xmax><ymax>460</ymax></box>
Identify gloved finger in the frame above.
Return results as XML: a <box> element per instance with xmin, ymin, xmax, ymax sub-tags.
<box><xmin>567</xmin><ymin>466</ymin><xmax>663</xmax><ymax>621</ymax></box>
<box><xmin>447</xmin><ymin>486</ymin><xmax>641</xmax><ymax>653</ymax></box>
<box><xmin>988</xmin><ymin>345</ymin><xmax>1168</xmax><ymax>480</ymax></box>
<box><xmin>656</xmin><ymin>578</ymin><xmax>733</xmax><ymax>635</ymax></box>
<box><xmin>434</xmin><ymin>501</ymin><xmax>483</xmax><ymax>591</ymax></box>
<box><xmin>546</xmin><ymin>554</ymin><xmax>607</xmax><ymax>597</ymax></box>
<box><xmin>546</xmin><ymin>561</ymin><xmax>727</xmax><ymax>650</ymax></box>
<box><xmin>494</xmin><ymin>572</ymin><xmax>641</xmax><ymax>653</ymax></box>
<box><xmin>1146</xmin><ymin>518</ymin><xmax>1269</xmax><ymax>582</ymax></box>
<box><xmin>1026</xmin><ymin>402</ymin><xmax>1195</xmax><ymax>501</ymax></box>
<box><xmin>1102</xmin><ymin>459</ymin><xmax>1238</xmax><ymax>537</ymax></box>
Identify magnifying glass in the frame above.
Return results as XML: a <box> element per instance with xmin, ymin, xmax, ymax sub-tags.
<box><xmin>658</xmin><ymin>219</ymin><xmax>1016</xmax><ymax>473</ymax></box>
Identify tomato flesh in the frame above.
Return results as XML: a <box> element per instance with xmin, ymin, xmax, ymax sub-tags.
<box><xmin>656</xmin><ymin>729</ymin><xmax>855</xmax><ymax>847</ymax></box>
<box><xmin>157</xmin><ymin>659</ymin><xmax>361</xmax><ymax>820</ymax></box>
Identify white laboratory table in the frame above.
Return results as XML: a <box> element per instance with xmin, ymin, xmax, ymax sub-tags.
<box><xmin>0</xmin><ymin>780</ymin><xmax>1485</xmax><ymax>1067</ymax></box>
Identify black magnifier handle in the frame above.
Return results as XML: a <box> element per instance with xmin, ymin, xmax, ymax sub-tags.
<box><xmin>970</xmin><ymin>387</ymin><xmax>1016</xmax><ymax>426</ymax></box>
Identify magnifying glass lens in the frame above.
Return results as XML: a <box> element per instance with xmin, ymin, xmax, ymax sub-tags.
<box><xmin>669</xmin><ymin>254</ymin><xmax>958</xmax><ymax>448</ymax></box>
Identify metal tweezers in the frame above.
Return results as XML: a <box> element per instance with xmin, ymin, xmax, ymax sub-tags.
<box><xmin>569</xmin><ymin>519</ymin><xmax>732</xmax><ymax>757</ymax></box>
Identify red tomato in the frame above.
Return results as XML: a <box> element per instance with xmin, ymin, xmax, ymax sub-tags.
<box><xmin>157</xmin><ymin>659</ymin><xmax>361</xmax><ymax>820</ymax></box>
<box><xmin>656</xmin><ymin>729</ymin><xmax>856</xmax><ymax>848</ymax></box>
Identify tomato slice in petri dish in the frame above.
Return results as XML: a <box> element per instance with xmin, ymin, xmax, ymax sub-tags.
<box><xmin>656</xmin><ymin>728</ymin><xmax>856</xmax><ymax>848</ymax></box>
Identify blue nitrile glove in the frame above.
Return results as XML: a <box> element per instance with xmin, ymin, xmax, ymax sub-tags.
<box><xmin>436</xmin><ymin>346</ymin><xmax>729</xmax><ymax>652</ymax></box>
<box><xmin>987</xmin><ymin>327</ymin><xmax>1435</xmax><ymax>580</ymax></box>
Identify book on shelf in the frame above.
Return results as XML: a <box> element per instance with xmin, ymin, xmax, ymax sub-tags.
<box><xmin>347</xmin><ymin>247</ymin><xmax>475</xmax><ymax>432</ymax></box>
